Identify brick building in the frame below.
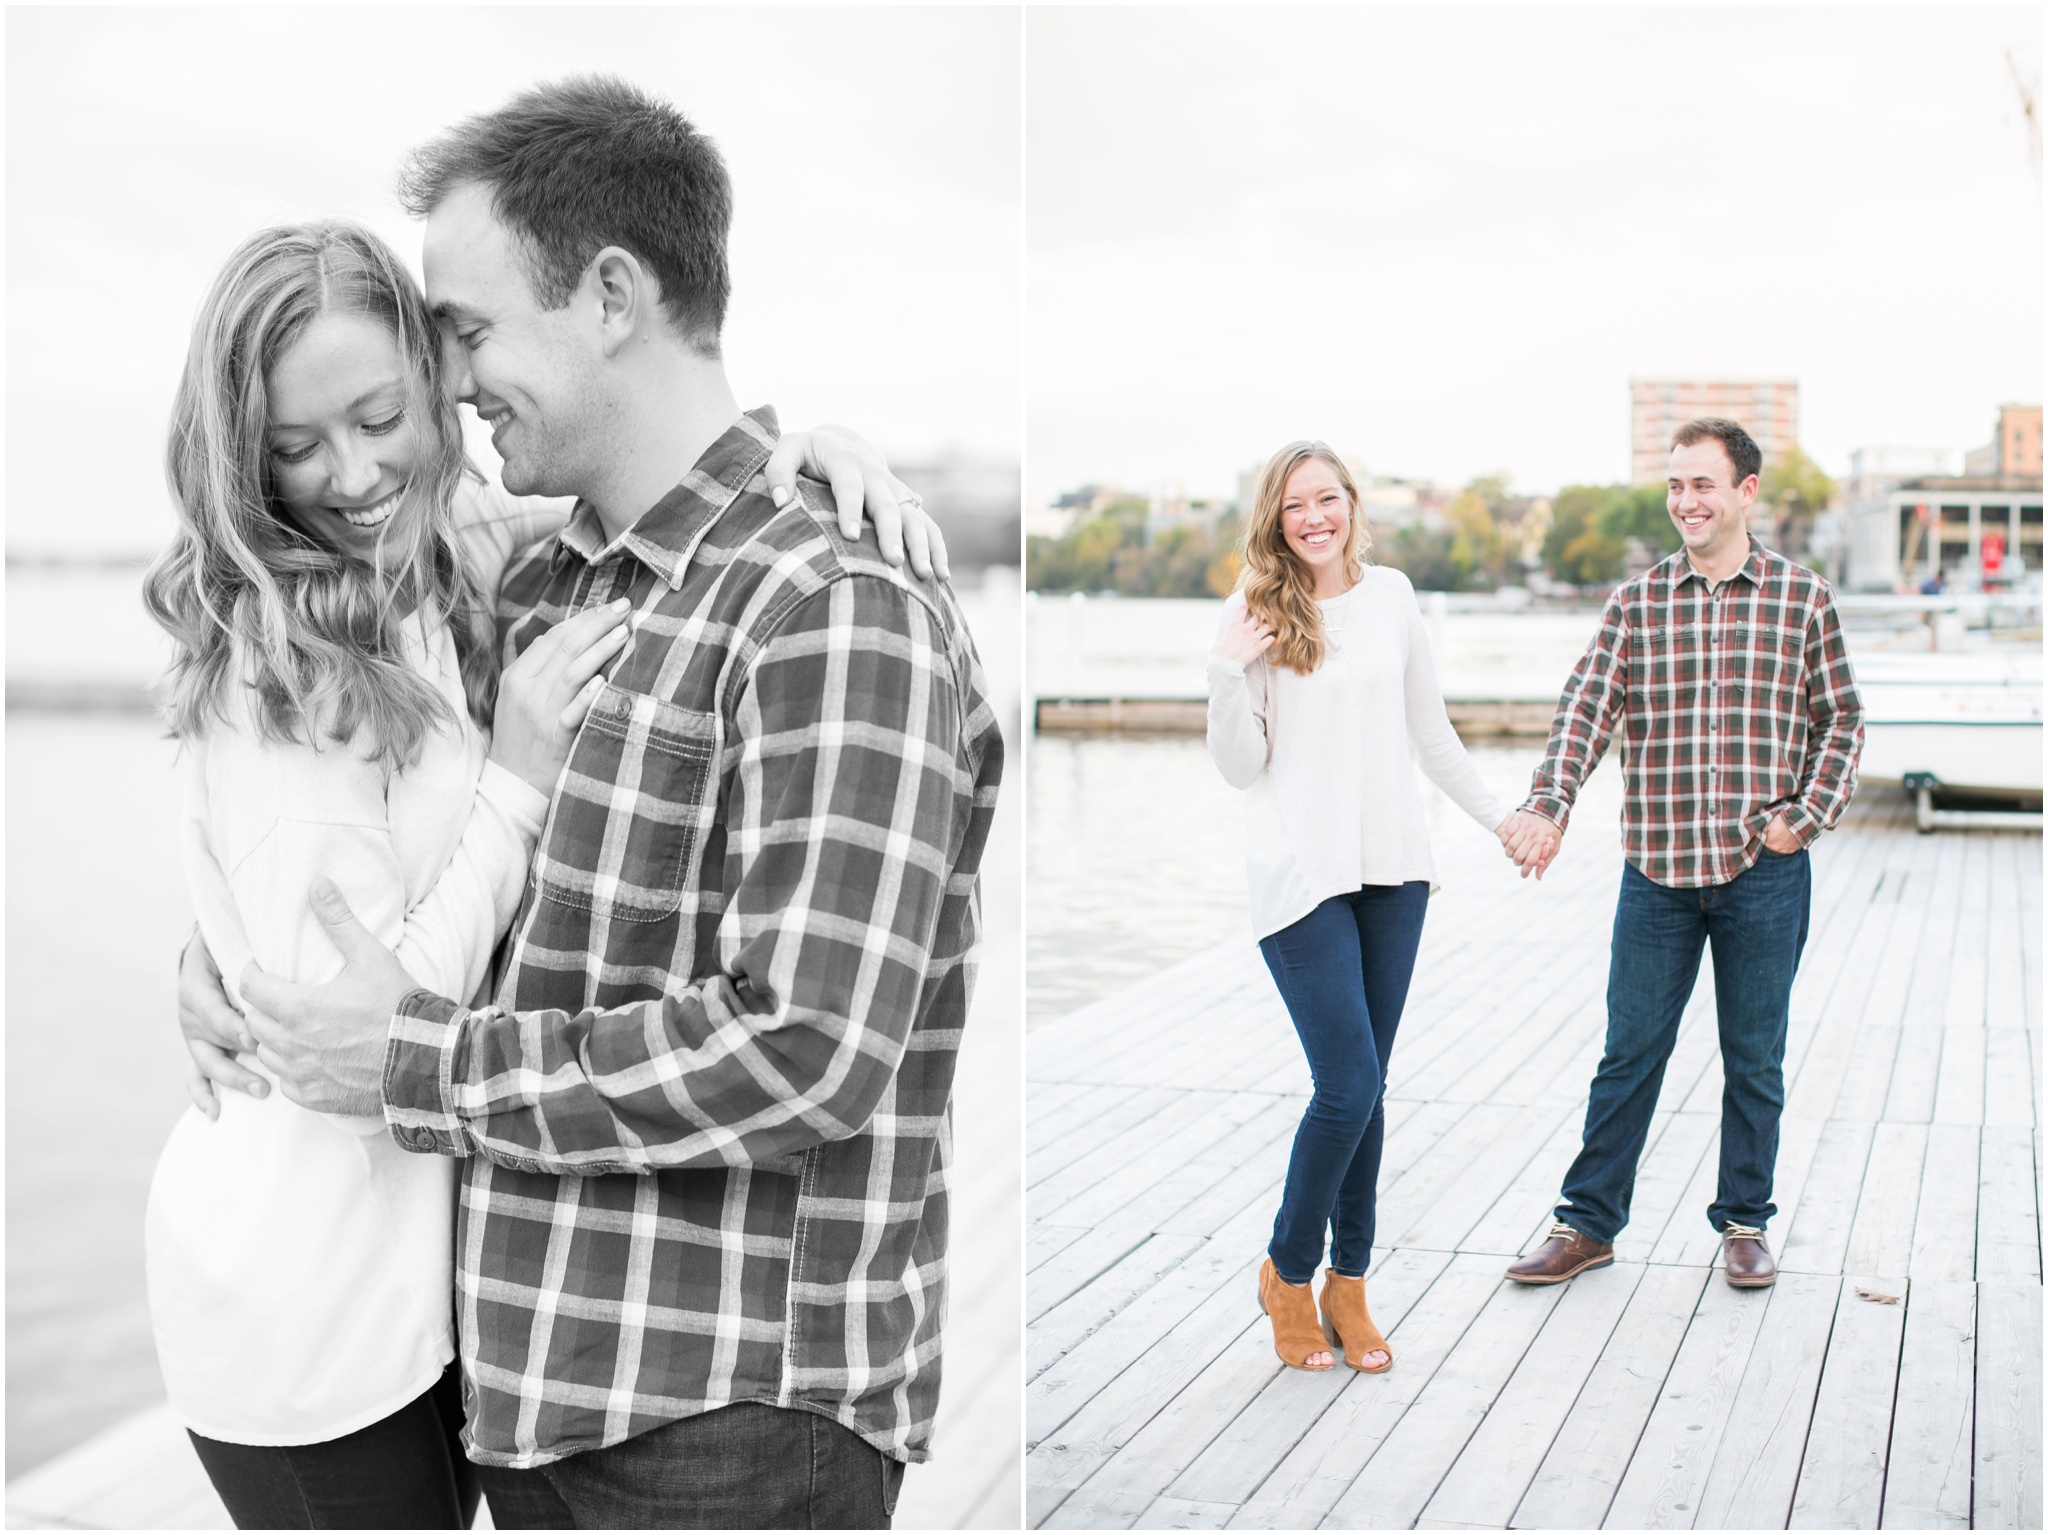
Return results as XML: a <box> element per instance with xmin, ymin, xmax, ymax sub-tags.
<box><xmin>1630</xmin><ymin>378</ymin><xmax>1800</xmax><ymax>485</ymax></box>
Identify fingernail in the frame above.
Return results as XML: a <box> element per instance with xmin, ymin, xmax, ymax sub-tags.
<box><xmin>251</xmin><ymin>1082</ymin><xmax>268</xmax><ymax>1097</ymax></box>
<box><xmin>610</xmin><ymin>597</ymin><xmax>630</xmax><ymax>610</ymax></box>
<box><xmin>771</xmin><ymin>485</ymin><xmax>791</xmax><ymax>508</ymax></box>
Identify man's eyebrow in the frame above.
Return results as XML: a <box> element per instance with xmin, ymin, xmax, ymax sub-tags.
<box><xmin>267</xmin><ymin>380</ymin><xmax>406</xmax><ymax>433</ymax></box>
<box><xmin>430</xmin><ymin>299</ymin><xmax>484</xmax><ymax>323</ymax></box>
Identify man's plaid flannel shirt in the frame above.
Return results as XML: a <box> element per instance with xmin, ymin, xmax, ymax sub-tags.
<box><xmin>1522</xmin><ymin>537</ymin><xmax>1863</xmax><ymax>887</ymax></box>
<box><xmin>381</xmin><ymin>409</ymin><xmax>1002</xmax><ymax>1469</ymax></box>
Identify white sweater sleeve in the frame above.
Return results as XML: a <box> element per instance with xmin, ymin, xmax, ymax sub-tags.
<box><xmin>184</xmin><ymin>715</ymin><xmax>548</xmax><ymax>1110</ymax></box>
<box><xmin>1206</xmin><ymin>598</ymin><xmax>1272</xmax><ymax>789</ymax></box>
<box><xmin>1397</xmin><ymin>577</ymin><xmax>1508</xmax><ymax>833</ymax></box>
<box><xmin>451</xmin><ymin>476</ymin><xmax>575</xmax><ymax>608</ymax></box>
<box><xmin>390</xmin><ymin>758</ymin><xmax>548</xmax><ymax>1005</ymax></box>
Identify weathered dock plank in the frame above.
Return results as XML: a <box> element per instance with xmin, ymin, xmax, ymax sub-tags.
<box><xmin>1417</xmin><ymin>1260</ymin><xmax>1646</xmax><ymax>1530</ymax></box>
<box><xmin>1973</xmin><ymin>1278</ymin><xmax>2043</xmax><ymax>1530</ymax></box>
<box><xmin>1787</xmin><ymin>1275</ymin><xmax>1909</xmax><ymax>1530</ymax></box>
<box><xmin>1602</xmin><ymin>1278</ymin><xmax>1775</xmax><ymax>1529</ymax></box>
<box><xmin>1027</xmin><ymin>802</ymin><xmax>2039</xmax><ymax>1531</ymax></box>
<box><xmin>1882</xmin><ymin>1279</ymin><xmax>1976</xmax><ymax>1530</ymax></box>
<box><xmin>1509</xmin><ymin>1263</ymin><xmax>1711</xmax><ymax>1530</ymax></box>
<box><xmin>1689</xmin><ymin>1271</ymin><xmax>1838</xmax><ymax>1531</ymax></box>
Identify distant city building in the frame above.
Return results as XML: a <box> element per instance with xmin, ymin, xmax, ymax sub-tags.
<box><xmin>1144</xmin><ymin>482</ymin><xmax>1219</xmax><ymax>544</ymax></box>
<box><xmin>1051</xmin><ymin>483</ymin><xmax>1125</xmax><ymax>515</ymax></box>
<box><xmin>1835</xmin><ymin>406</ymin><xmax>2044</xmax><ymax>590</ymax></box>
<box><xmin>1839</xmin><ymin>475</ymin><xmax>2043</xmax><ymax>591</ymax></box>
<box><xmin>1629</xmin><ymin>378</ymin><xmax>1800</xmax><ymax>485</ymax></box>
<box><xmin>1030</xmin><ymin>482</ymin><xmax>1132</xmax><ymax>540</ymax></box>
<box><xmin>1961</xmin><ymin>404</ymin><xmax>2043</xmax><ymax>478</ymax></box>
<box><xmin>1357</xmin><ymin>481</ymin><xmax>1423</xmax><ymax>521</ymax></box>
<box><xmin>1842</xmin><ymin>446</ymin><xmax>1958</xmax><ymax>505</ymax></box>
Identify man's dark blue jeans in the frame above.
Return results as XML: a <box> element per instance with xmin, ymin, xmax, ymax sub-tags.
<box><xmin>1259</xmin><ymin>882</ymin><xmax>1431</xmax><ymax>1285</ymax></box>
<box><xmin>1556</xmin><ymin>848</ymin><xmax>1813</xmax><ymax>1245</ymax></box>
<box><xmin>472</xmin><ymin>1401</ymin><xmax>904</xmax><ymax>1529</ymax></box>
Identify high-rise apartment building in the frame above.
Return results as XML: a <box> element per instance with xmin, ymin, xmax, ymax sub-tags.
<box><xmin>1629</xmin><ymin>378</ymin><xmax>1800</xmax><ymax>485</ymax></box>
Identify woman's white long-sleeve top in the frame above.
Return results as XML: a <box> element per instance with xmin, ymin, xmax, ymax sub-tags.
<box><xmin>144</xmin><ymin>481</ymin><xmax>568</xmax><ymax>1446</ymax></box>
<box><xmin>1206</xmin><ymin>567</ymin><xmax>1508</xmax><ymax>940</ymax></box>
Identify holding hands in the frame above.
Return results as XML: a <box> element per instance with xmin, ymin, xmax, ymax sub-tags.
<box><xmin>1213</xmin><ymin>605</ymin><xmax>1277</xmax><ymax>668</ymax></box>
<box><xmin>1498</xmin><ymin>809</ymin><xmax>1562</xmax><ymax>880</ymax></box>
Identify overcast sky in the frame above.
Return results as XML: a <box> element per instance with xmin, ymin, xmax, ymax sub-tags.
<box><xmin>1027</xmin><ymin>5</ymin><xmax>2043</xmax><ymax>504</ymax></box>
<box><xmin>5</xmin><ymin>5</ymin><xmax>1020</xmax><ymax>557</ymax></box>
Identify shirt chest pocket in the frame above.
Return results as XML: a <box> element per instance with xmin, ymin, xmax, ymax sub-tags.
<box><xmin>533</xmin><ymin>683</ymin><xmax>720</xmax><ymax>923</ymax></box>
<box><xmin>1631</xmin><ymin>620</ymin><xmax>1704</xmax><ymax>694</ymax></box>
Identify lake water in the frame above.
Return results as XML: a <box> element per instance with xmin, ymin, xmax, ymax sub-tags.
<box><xmin>6</xmin><ymin>714</ymin><xmax>196</xmax><ymax>1478</ymax></box>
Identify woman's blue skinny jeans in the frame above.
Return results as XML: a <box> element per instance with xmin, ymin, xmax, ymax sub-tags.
<box><xmin>1258</xmin><ymin>882</ymin><xmax>1430</xmax><ymax>1285</ymax></box>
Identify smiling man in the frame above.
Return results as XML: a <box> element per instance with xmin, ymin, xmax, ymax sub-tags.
<box><xmin>1496</xmin><ymin>417</ymin><xmax>1863</xmax><ymax>1291</ymax></box>
<box><xmin>227</xmin><ymin>76</ymin><xmax>1002</xmax><ymax>1529</ymax></box>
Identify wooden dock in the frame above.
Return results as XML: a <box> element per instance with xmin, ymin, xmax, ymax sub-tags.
<box><xmin>1026</xmin><ymin>789</ymin><xmax>2040</xmax><ymax>1530</ymax></box>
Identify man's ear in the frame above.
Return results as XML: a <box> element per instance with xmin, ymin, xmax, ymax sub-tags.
<box><xmin>588</xmin><ymin>246</ymin><xmax>660</xmax><ymax>358</ymax></box>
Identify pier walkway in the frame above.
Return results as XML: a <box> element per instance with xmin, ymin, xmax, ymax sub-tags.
<box><xmin>1027</xmin><ymin>790</ymin><xmax>2040</xmax><ymax>1530</ymax></box>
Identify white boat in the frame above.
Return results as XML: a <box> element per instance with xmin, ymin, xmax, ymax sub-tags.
<box><xmin>1851</xmin><ymin>648</ymin><xmax>2042</xmax><ymax>798</ymax></box>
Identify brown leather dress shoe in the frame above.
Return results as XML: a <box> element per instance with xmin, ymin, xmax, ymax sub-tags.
<box><xmin>1504</xmin><ymin>1223</ymin><xmax>1615</xmax><ymax>1284</ymax></box>
<box><xmin>1722</xmin><ymin>1224</ymin><xmax>1776</xmax><ymax>1287</ymax></box>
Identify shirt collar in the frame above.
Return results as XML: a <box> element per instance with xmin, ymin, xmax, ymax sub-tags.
<box><xmin>1668</xmin><ymin>533</ymin><xmax>1768</xmax><ymax>593</ymax></box>
<box><xmin>552</xmin><ymin>406</ymin><xmax>781</xmax><ymax>589</ymax></box>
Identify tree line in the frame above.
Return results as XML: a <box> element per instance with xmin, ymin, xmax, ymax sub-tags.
<box><xmin>1026</xmin><ymin>449</ymin><xmax>1833</xmax><ymax>596</ymax></box>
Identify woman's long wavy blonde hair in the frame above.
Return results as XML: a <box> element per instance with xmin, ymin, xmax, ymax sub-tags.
<box><xmin>1238</xmin><ymin>439</ymin><xmax>1374</xmax><ymax>674</ymax></box>
<box><xmin>142</xmin><ymin>221</ymin><xmax>498</xmax><ymax>770</ymax></box>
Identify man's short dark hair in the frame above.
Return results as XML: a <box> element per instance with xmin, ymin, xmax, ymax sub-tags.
<box><xmin>1670</xmin><ymin>418</ymin><xmax>1762</xmax><ymax>487</ymax></box>
<box><xmin>398</xmin><ymin>75</ymin><xmax>731</xmax><ymax>355</ymax></box>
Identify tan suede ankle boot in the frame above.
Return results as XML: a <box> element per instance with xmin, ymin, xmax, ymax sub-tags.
<box><xmin>1257</xmin><ymin>1259</ymin><xmax>1333</xmax><ymax>1370</ymax></box>
<box><xmin>1317</xmin><ymin>1268</ymin><xmax>1392</xmax><ymax>1372</ymax></box>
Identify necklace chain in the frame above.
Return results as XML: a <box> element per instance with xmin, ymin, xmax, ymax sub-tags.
<box><xmin>1323</xmin><ymin>595</ymin><xmax>1350</xmax><ymax>650</ymax></box>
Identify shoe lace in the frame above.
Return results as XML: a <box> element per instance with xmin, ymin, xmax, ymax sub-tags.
<box><xmin>1722</xmin><ymin>1223</ymin><xmax>1766</xmax><ymax>1240</ymax></box>
<box><xmin>1546</xmin><ymin>1222</ymin><xmax>1581</xmax><ymax>1240</ymax></box>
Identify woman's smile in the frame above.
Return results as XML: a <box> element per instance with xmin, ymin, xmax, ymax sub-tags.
<box><xmin>331</xmin><ymin>483</ymin><xmax>406</xmax><ymax>530</ymax></box>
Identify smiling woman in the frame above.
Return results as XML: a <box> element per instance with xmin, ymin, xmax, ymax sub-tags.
<box><xmin>145</xmin><ymin>222</ymin><xmax>506</xmax><ymax>771</ymax></box>
<box><xmin>135</xmin><ymin>218</ymin><xmax>627</xmax><ymax>1531</ymax></box>
<box><xmin>264</xmin><ymin>316</ymin><xmax>420</xmax><ymax>550</ymax></box>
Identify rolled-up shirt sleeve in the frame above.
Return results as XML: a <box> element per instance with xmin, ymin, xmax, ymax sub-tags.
<box><xmin>383</xmin><ymin>574</ymin><xmax>968</xmax><ymax>1175</ymax></box>
<box><xmin>1522</xmin><ymin>591</ymin><xmax>1630</xmax><ymax>830</ymax></box>
<box><xmin>1780</xmin><ymin>588</ymin><xmax>1864</xmax><ymax>844</ymax></box>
